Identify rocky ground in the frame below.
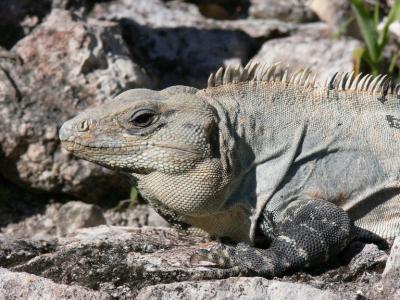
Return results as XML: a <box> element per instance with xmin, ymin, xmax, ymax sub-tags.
<box><xmin>1</xmin><ymin>0</ymin><xmax>400</xmax><ymax>299</ymax></box>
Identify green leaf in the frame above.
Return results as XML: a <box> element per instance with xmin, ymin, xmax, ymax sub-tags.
<box><xmin>350</xmin><ymin>0</ymin><xmax>380</xmax><ymax>63</ymax></box>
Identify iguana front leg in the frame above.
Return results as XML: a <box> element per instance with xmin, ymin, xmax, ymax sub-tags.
<box><xmin>191</xmin><ymin>199</ymin><xmax>353</xmax><ymax>277</ymax></box>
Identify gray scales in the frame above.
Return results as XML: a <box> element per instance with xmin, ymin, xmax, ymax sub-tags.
<box><xmin>60</xmin><ymin>61</ymin><xmax>400</xmax><ymax>277</ymax></box>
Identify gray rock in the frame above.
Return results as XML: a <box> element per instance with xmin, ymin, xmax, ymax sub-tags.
<box><xmin>0</xmin><ymin>225</ymin><xmax>387</xmax><ymax>299</ymax></box>
<box><xmin>136</xmin><ymin>277</ymin><xmax>343</xmax><ymax>300</ymax></box>
<box><xmin>379</xmin><ymin>236</ymin><xmax>400</xmax><ymax>299</ymax></box>
<box><xmin>56</xmin><ymin>201</ymin><xmax>106</xmax><ymax>237</ymax></box>
<box><xmin>147</xmin><ymin>206</ymin><xmax>170</xmax><ymax>227</ymax></box>
<box><xmin>12</xmin><ymin>226</ymin><xmax>208</xmax><ymax>298</ymax></box>
<box><xmin>309</xmin><ymin>0</ymin><xmax>360</xmax><ymax>37</ymax></box>
<box><xmin>348</xmin><ymin>243</ymin><xmax>388</xmax><ymax>276</ymax></box>
<box><xmin>253</xmin><ymin>24</ymin><xmax>363</xmax><ymax>83</ymax></box>
<box><xmin>0</xmin><ymin>9</ymin><xmax>149</xmax><ymax>201</ymax></box>
<box><xmin>249</xmin><ymin>0</ymin><xmax>316</xmax><ymax>23</ymax></box>
<box><xmin>0</xmin><ymin>267</ymin><xmax>110</xmax><ymax>300</ymax></box>
<box><xmin>1</xmin><ymin>203</ymin><xmax>60</xmax><ymax>239</ymax></box>
<box><xmin>0</xmin><ymin>237</ymin><xmax>56</xmax><ymax>268</ymax></box>
<box><xmin>91</xmin><ymin>0</ymin><xmax>295</xmax><ymax>88</ymax></box>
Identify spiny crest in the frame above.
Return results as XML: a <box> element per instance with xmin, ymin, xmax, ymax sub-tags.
<box><xmin>324</xmin><ymin>71</ymin><xmax>399</xmax><ymax>95</ymax></box>
<box><xmin>206</xmin><ymin>60</ymin><xmax>400</xmax><ymax>96</ymax></box>
<box><xmin>207</xmin><ymin>60</ymin><xmax>317</xmax><ymax>89</ymax></box>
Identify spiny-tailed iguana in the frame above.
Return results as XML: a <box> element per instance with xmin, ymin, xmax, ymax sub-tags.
<box><xmin>59</xmin><ymin>61</ymin><xmax>400</xmax><ymax>278</ymax></box>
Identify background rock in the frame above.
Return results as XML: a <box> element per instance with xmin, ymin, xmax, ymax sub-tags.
<box><xmin>309</xmin><ymin>0</ymin><xmax>359</xmax><ymax>37</ymax></box>
<box><xmin>253</xmin><ymin>24</ymin><xmax>362</xmax><ymax>83</ymax></box>
<box><xmin>56</xmin><ymin>201</ymin><xmax>106</xmax><ymax>237</ymax></box>
<box><xmin>0</xmin><ymin>0</ymin><xmax>51</xmax><ymax>49</ymax></box>
<box><xmin>249</xmin><ymin>0</ymin><xmax>316</xmax><ymax>23</ymax></box>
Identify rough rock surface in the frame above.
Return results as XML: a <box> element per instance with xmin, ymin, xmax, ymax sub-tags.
<box><xmin>92</xmin><ymin>0</ymin><xmax>296</xmax><ymax>88</ymax></box>
<box><xmin>0</xmin><ymin>225</ymin><xmax>396</xmax><ymax>299</ymax></box>
<box><xmin>0</xmin><ymin>9</ymin><xmax>149</xmax><ymax>201</ymax></box>
<box><xmin>0</xmin><ymin>267</ymin><xmax>110</xmax><ymax>300</ymax></box>
<box><xmin>380</xmin><ymin>236</ymin><xmax>400</xmax><ymax>299</ymax></box>
<box><xmin>249</xmin><ymin>0</ymin><xmax>316</xmax><ymax>23</ymax></box>
<box><xmin>136</xmin><ymin>277</ymin><xmax>342</xmax><ymax>300</ymax></box>
<box><xmin>254</xmin><ymin>24</ymin><xmax>362</xmax><ymax>83</ymax></box>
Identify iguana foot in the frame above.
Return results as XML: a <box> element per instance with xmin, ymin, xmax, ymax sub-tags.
<box><xmin>190</xmin><ymin>242</ymin><xmax>275</xmax><ymax>277</ymax></box>
<box><xmin>191</xmin><ymin>198</ymin><xmax>354</xmax><ymax>278</ymax></box>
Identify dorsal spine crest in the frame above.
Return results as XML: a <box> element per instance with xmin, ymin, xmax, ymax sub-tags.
<box><xmin>206</xmin><ymin>61</ymin><xmax>400</xmax><ymax>96</ymax></box>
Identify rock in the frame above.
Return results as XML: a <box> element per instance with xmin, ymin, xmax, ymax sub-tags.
<box><xmin>0</xmin><ymin>9</ymin><xmax>149</xmax><ymax>201</ymax></box>
<box><xmin>56</xmin><ymin>201</ymin><xmax>106</xmax><ymax>237</ymax></box>
<box><xmin>253</xmin><ymin>24</ymin><xmax>362</xmax><ymax>83</ymax></box>
<box><xmin>147</xmin><ymin>207</ymin><xmax>170</xmax><ymax>227</ymax></box>
<box><xmin>12</xmin><ymin>226</ymin><xmax>208</xmax><ymax>298</ymax></box>
<box><xmin>389</xmin><ymin>21</ymin><xmax>400</xmax><ymax>43</ymax></box>
<box><xmin>0</xmin><ymin>0</ymin><xmax>51</xmax><ymax>48</ymax></box>
<box><xmin>0</xmin><ymin>238</ymin><xmax>56</xmax><ymax>268</ymax></box>
<box><xmin>309</xmin><ymin>0</ymin><xmax>359</xmax><ymax>37</ymax></box>
<box><xmin>136</xmin><ymin>277</ymin><xmax>343</xmax><ymax>300</ymax></box>
<box><xmin>379</xmin><ymin>236</ymin><xmax>400</xmax><ymax>298</ymax></box>
<box><xmin>348</xmin><ymin>243</ymin><xmax>388</xmax><ymax>276</ymax></box>
<box><xmin>1</xmin><ymin>203</ymin><xmax>60</xmax><ymax>239</ymax></box>
<box><xmin>0</xmin><ymin>225</ymin><xmax>387</xmax><ymax>299</ymax></box>
<box><xmin>1</xmin><ymin>203</ymin><xmax>169</xmax><ymax>239</ymax></box>
<box><xmin>91</xmin><ymin>0</ymin><xmax>295</xmax><ymax>88</ymax></box>
<box><xmin>249</xmin><ymin>0</ymin><xmax>316</xmax><ymax>23</ymax></box>
<box><xmin>0</xmin><ymin>267</ymin><xmax>110</xmax><ymax>299</ymax></box>
<box><xmin>104</xmin><ymin>204</ymin><xmax>170</xmax><ymax>228</ymax></box>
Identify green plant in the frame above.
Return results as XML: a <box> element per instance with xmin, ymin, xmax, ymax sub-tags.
<box><xmin>350</xmin><ymin>0</ymin><xmax>400</xmax><ymax>75</ymax></box>
<box><xmin>112</xmin><ymin>187</ymin><xmax>138</xmax><ymax>212</ymax></box>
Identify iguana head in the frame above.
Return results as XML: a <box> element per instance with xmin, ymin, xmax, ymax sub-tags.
<box><xmin>59</xmin><ymin>86</ymin><xmax>232</xmax><ymax>216</ymax></box>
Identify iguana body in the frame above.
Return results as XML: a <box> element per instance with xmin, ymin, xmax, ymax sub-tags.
<box><xmin>60</xmin><ymin>62</ymin><xmax>400</xmax><ymax>277</ymax></box>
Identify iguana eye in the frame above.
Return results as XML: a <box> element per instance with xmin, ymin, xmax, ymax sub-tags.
<box><xmin>128</xmin><ymin>109</ymin><xmax>158</xmax><ymax>128</ymax></box>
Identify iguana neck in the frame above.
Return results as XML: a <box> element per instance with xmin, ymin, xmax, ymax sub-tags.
<box><xmin>199</xmin><ymin>81</ymin><xmax>306</xmax><ymax>172</ymax></box>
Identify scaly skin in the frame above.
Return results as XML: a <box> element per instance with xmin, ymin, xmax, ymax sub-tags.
<box><xmin>60</xmin><ymin>62</ymin><xmax>399</xmax><ymax>278</ymax></box>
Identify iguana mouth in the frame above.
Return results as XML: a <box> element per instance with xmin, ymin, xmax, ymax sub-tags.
<box><xmin>61</xmin><ymin>140</ymin><xmax>203</xmax><ymax>156</ymax></box>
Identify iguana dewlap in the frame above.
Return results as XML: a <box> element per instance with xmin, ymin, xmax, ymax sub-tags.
<box><xmin>59</xmin><ymin>62</ymin><xmax>400</xmax><ymax>277</ymax></box>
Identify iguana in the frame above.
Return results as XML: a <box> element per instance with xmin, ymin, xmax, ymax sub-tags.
<box><xmin>59</xmin><ymin>61</ymin><xmax>400</xmax><ymax>278</ymax></box>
